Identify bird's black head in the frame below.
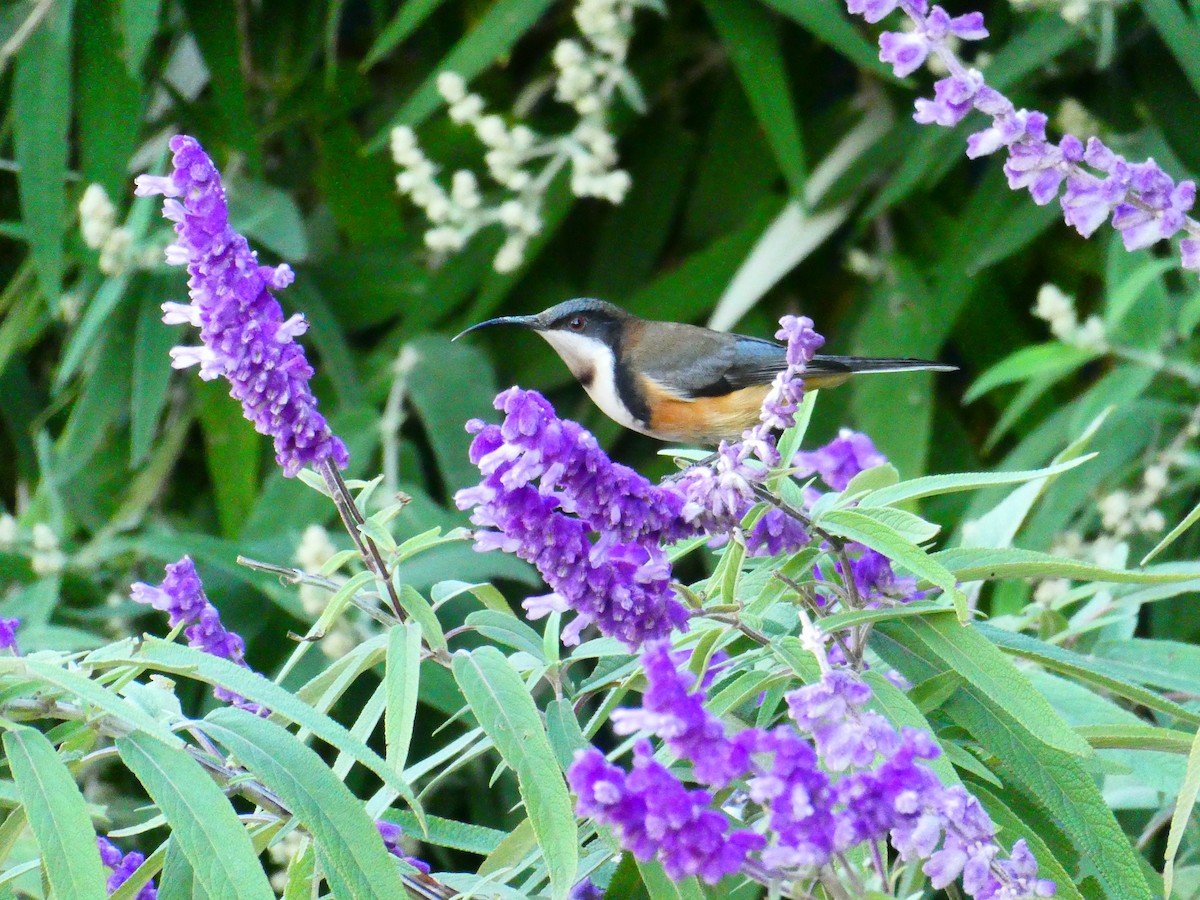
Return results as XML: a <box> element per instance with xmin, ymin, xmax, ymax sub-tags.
<box><xmin>453</xmin><ymin>298</ymin><xmax>632</xmax><ymax>347</ymax></box>
<box><xmin>532</xmin><ymin>298</ymin><xmax>629</xmax><ymax>347</ymax></box>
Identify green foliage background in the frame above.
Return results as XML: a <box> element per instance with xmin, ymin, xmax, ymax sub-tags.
<box><xmin>1</xmin><ymin>0</ymin><xmax>1200</xmax><ymax>896</ymax></box>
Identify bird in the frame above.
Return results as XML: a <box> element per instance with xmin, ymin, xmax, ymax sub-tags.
<box><xmin>455</xmin><ymin>298</ymin><xmax>956</xmax><ymax>445</ymax></box>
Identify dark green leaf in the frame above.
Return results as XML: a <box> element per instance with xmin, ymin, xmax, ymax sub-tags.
<box><xmin>13</xmin><ymin>0</ymin><xmax>74</xmax><ymax>308</ymax></box>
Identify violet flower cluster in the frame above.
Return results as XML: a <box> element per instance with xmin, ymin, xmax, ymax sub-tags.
<box><xmin>455</xmin><ymin>387</ymin><xmax>692</xmax><ymax>647</ymax></box>
<box><xmin>456</xmin><ymin>316</ymin><xmax>826</xmax><ymax>647</ymax></box>
<box><xmin>376</xmin><ymin>820</ymin><xmax>431</xmax><ymax>874</ymax></box>
<box><xmin>569</xmin><ymin>639</ymin><xmax>1055</xmax><ymax>897</ymax></box>
<box><xmin>135</xmin><ymin>136</ymin><xmax>348</xmax><ymax>477</ymax></box>
<box><xmin>0</xmin><ymin>616</ymin><xmax>19</xmax><ymax>652</ymax></box>
<box><xmin>130</xmin><ymin>556</ymin><xmax>264</xmax><ymax>713</ymax></box>
<box><xmin>98</xmin><ymin>836</ymin><xmax>157</xmax><ymax>899</ymax></box>
<box><xmin>848</xmin><ymin>0</ymin><xmax>1200</xmax><ymax>271</ymax></box>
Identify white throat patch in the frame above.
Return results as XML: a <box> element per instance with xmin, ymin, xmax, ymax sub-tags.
<box><xmin>538</xmin><ymin>330</ymin><xmax>647</xmax><ymax>433</ymax></box>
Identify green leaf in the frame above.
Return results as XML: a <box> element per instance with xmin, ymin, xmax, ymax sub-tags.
<box><xmin>453</xmin><ymin>647</ymin><xmax>578</xmax><ymax>899</ymax></box>
<box><xmin>201</xmin><ymin>709</ymin><xmax>410</xmax><ymax>898</ymax></box>
<box><xmin>759</xmin><ymin>0</ymin><xmax>892</xmax><ymax>77</ymax></box>
<box><xmin>931</xmin><ymin>546</ymin><xmax>1200</xmax><ymax>586</ymax></box>
<box><xmin>1074</xmin><ymin>724</ymin><xmax>1196</xmax><ymax>754</ymax></box>
<box><xmin>708</xmin><ymin>200</ymin><xmax>851</xmax><ymax>331</ymax></box>
<box><xmin>226</xmin><ymin>178</ymin><xmax>310</xmax><ymax>261</ymax></box>
<box><xmin>702</xmin><ymin>0</ymin><xmax>805</xmax><ymax>197</ymax></box>
<box><xmin>116</xmin><ymin>733</ymin><xmax>275</xmax><ymax>899</ymax></box>
<box><xmin>980</xmin><ymin>626</ymin><xmax>1200</xmax><ymax>727</ymax></box>
<box><xmin>119</xmin><ymin>0</ymin><xmax>163</xmax><ymax>74</ymax></box>
<box><xmin>1165</xmin><ymin>726</ymin><xmax>1200</xmax><ymax>898</ymax></box>
<box><xmin>23</xmin><ymin>657</ymin><xmax>185</xmax><ymax>748</ymax></box>
<box><xmin>122</xmin><ymin>640</ymin><xmax>418</xmax><ymax>804</ymax></box>
<box><xmin>1141</xmin><ymin>0</ymin><xmax>1200</xmax><ymax>96</ymax></box>
<box><xmin>1090</xmin><ymin>638</ymin><xmax>1200</xmax><ymax>696</ymax></box>
<box><xmin>466</xmin><ymin>610</ymin><xmax>546</xmax><ymax>661</ymax></box>
<box><xmin>13</xmin><ymin>0</ymin><xmax>74</xmax><ymax>308</ymax></box>
<box><xmin>817</xmin><ymin>507</ymin><xmax>967</xmax><ymax>619</ymax></box>
<box><xmin>968</xmin><ymin>780</ymin><xmax>1086</xmax><ymax>900</ymax></box>
<box><xmin>876</xmin><ymin>616</ymin><xmax>1093</xmax><ymax>757</ymax></box>
<box><xmin>858</xmin><ymin>455</ymin><xmax>1092</xmax><ymax>508</ymax></box>
<box><xmin>404</xmin><ymin>334</ymin><xmax>500</xmax><ymax>496</ymax></box>
<box><xmin>965</xmin><ymin>343</ymin><xmax>1100</xmax><ymax>403</ymax></box>
<box><xmin>178</xmin><ymin>0</ymin><xmax>260</xmax><ymax>170</ymax></box>
<box><xmin>383</xmin><ymin>811</ymin><xmax>506</xmax><ymax>856</ymax></box>
<box><xmin>396</xmin><ymin>584</ymin><xmax>447</xmax><ymax>652</ymax></box>
<box><xmin>362</xmin><ymin>0</ymin><xmax>450</xmax><ymax>68</ymax></box>
<box><xmin>196</xmin><ymin>378</ymin><xmax>260</xmax><ymax>539</ymax></box>
<box><xmin>1140</xmin><ymin>494</ymin><xmax>1200</xmax><ymax>564</ymax></box>
<box><xmin>3</xmin><ymin>726</ymin><xmax>106</xmax><ymax>900</ymax></box>
<box><xmin>383</xmin><ymin>0</ymin><xmax>557</xmax><ymax>133</ymax></box>
<box><xmin>77</xmin><ymin>0</ymin><xmax>141</xmax><ymax>200</ymax></box>
<box><xmin>130</xmin><ymin>274</ymin><xmax>180</xmax><ymax>464</ymax></box>
<box><xmin>385</xmin><ymin>623</ymin><xmax>422</xmax><ymax>772</ymax></box>
<box><xmin>947</xmin><ymin>700</ymin><xmax>1153</xmax><ymax>900</ymax></box>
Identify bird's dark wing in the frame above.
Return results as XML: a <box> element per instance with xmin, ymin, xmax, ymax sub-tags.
<box><xmin>636</xmin><ymin>325</ymin><xmax>789</xmax><ymax>399</ymax></box>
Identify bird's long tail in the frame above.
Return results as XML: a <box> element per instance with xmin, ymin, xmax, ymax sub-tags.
<box><xmin>804</xmin><ymin>355</ymin><xmax>957</xmax><ymax>388</ymax></box>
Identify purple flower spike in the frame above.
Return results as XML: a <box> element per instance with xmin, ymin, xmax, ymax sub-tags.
<box><xmin>376</xmin><ymin>820</ymin><xmax>431</xmax><ymax>874</ymax></box>
<box><xmin>848</xmin><ymin>0</ymin><xmax>1200</xmax><ymax>273</ymax></box>
<box><xmin>610</xmin><ymin>640</ymin><xmax>752</xmax><ymax>788</ymax></box>
<box><xmin>569</xmin><ymin>742</ymin><xmax>764</xmax><ymax>884</ymax></box>
<box><xmin>794</xmin><ymin>429</ymin><xmax>886</xmax><ymax>492</ymax></box>
<box><xmin>130</xmin><ymin>556</ymin><xmax>207</xmax><ymax>628</ymax></box>
<box><xmin>97</xmin><ymin>836</ymin><xmax>157</xmax><ymax>900</ymax></box>
<box><xmin>135</xmin><ymin>136</ymin><xmax>348</xmax><ymax>477</ymax></box>
<box><xmin>0</xmin><ymin>617</ymin><xmax>19</xmax><ymax>653</ymax></box>
<box><xmin>131</xmin><ymin>557</ymin><xmax>265</xmax><ymax>715</ymax></box>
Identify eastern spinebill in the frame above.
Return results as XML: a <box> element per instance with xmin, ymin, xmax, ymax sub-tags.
<box><xmin>455</xmin><ymin>298</ymin><xmax>956</xmax><ymax>445</ymax></box>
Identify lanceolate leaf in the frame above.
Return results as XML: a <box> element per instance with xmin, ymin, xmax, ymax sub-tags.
<box><xmin>453</xmin><ymin>647</ymin><xmax>578</xmax><ymax>900</ymax></box>
<box><xmin>117</xmin><ymin>733</ymin><xmax>275</xmax><ymax>899</ymax></box>
<box><xmin>876</xmin><ymin>616</ymin><xmax>1093</xmax><ymax>757</ymax></box>
<box><xmin>3</xmin><ymin>726</ymin><xmax>107</xmax><ymax>900</ymax></box>
<box><xmin>201</xmin><ymin>708</ymin><xmax>411</xmax><ymax>898</ymax></box>
<box><xmin>13</xmin><ymin>0</ymin><xmax>74</xmax><ymax>308</ymax></box>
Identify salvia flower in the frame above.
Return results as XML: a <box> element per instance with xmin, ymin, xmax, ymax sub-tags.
<box><xmin>852</xmin><ymin>0</ymin><xmax>1200</xmax><ymax>272</ymax></box>
<box><xmin>456</xmin><ymin>388</ymin><xmax>691</xmax><ymax>647</ymax></box>
<box><xmin>98</xmin><ymin>836</ymin><xmax>157</xmax><ymax>899</ymax></box>
<box><xmin>793</xmin><ymin>428</ymin><xmax>886</xmax><ymax>492</ymax></box>
<box><xmin>570</xmin><ymin>633</ymin><xmax>1055</xmax><ymax>897</ymax></box>
<box><xmin>0</xmin><ymin>616</ymin><xmax>19</xmax><ymax>653</ymax></box>
<box><xmin>376</xmin><ymin>820</ymin><xmax>431</xmax><ymax>874</ymax></box>
<box><xmin>135</xmin><ymin>135</ymin><xmax>348</xmax><ymax>477</ymax></box>
<box><xmin>569</xmin><ymin>740</ymin><xmax>765</xmax><ymax>884</ymax></box>
<box><xmin>131</xmin><ymin>556</ymin><xmax>264</xmax><ymax>714</ymax></box>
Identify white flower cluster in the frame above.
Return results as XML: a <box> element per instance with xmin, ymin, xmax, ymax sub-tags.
<box><xmin>78</xmin><ymin>184</ymin><xmax>166</xmax><ymax>278</ymax></box>
<box><xmin>0</xmin><ymin>514</ymin><xmax>66</xmax><ymax>575</ymax></box>
<box><xmin>390</xmin><ymin>0</ymin><xmax>646</xmax><ymax>273</ymax></box>
<box><xmin>1033</xmin><ymin>283</ymin><xmax>1107</xmax><ymax>351</ymax></box>
<box><xmin>1033</xmin><ymin>406</ymin><xmax>1200</xmax><ymax>603</ymax></box>
<box><xmin>79</xmin><ymin>185</ymin><xmax>135</xmax><ymax>276</ymax></box>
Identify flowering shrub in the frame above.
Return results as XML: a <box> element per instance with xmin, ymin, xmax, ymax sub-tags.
<box><xmin>0</xmin><ymin>1</ymin><xmax>1198</xmax><ymax>899</ymax></box>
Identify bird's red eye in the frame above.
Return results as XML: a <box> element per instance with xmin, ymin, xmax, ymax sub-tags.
<box><xmin>568</xmin><ymin>316</ymin><xmax>586</xmax><ymax>332</ymax></box>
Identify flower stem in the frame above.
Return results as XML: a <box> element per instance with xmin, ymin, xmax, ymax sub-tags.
<box><xmin>316</xmin><ymin>458</ymin><xmax>405</xmax><ymax>620</ymax></box>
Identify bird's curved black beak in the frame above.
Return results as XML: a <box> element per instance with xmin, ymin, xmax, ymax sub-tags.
<box><xmin>452</xmin><ymin>315</ymin><xmax>540</xmax><ymax>341</ymax></box>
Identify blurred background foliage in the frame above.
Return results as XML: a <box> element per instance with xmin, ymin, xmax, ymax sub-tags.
<box><xmin>2</xmin><ymin>0</ymin><xmax>1200</xmax><ymax>880</ymax></box>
